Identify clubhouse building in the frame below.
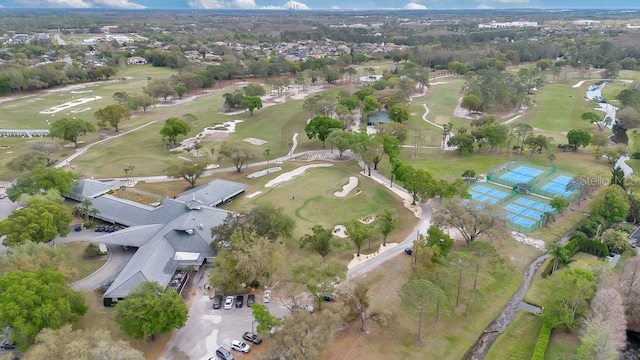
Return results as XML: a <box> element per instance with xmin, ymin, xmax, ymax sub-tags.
<box><xmin>69</xmin><ymin>178</ymin><xmax>245</xmax><ymax>306</ymax></box>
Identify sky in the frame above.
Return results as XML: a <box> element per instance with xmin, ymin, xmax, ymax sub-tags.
<box><xmin>0</xmin><ymin>0</ymin><xmax>638</xmax><ymax>10</ymax></box>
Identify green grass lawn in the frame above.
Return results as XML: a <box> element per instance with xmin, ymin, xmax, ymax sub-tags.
<box><xmin>64</xmin><ymin>241</ymin><xmax>108</xmax><ymax>283</ymax></box>
<box><xmin>485</xmin><ymin>311</ymin><xmax>544</xmax><ymax>360</ymax></box>
<box><xmin>545</xmin><ymin>331</ymin><xmax>581</xmax><ymax>360</ymax></box>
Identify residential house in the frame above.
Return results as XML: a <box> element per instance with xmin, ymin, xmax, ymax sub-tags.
<box><xmin>127</xmin><ymin>56</ymin><xmax>147</xmax><ymax>65</ymax></box>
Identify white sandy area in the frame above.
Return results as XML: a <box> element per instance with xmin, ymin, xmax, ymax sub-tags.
<box><xmin>572</xmin><ymin>80</ymin><xmax>587</xmax><ymax>88</ymax></box>
<box><xmin>334</xmin><ymin>176</ymin><xmax>358</xmax><ymax>197</ymax></box>
<box><xmin>511</xmin><ymin>232</ymin><xmax>546</xmax><ymax>250</ymax></box>
<box><xmin>172</xmin><ymin>120</ymin><xmax>243</xmax><ymax>151</ymax></box>
<box><xmin>333</xmin><ymin>225</ymin><xmax>348</xmax><ymax>238</ymax></box>
<box><xmin>40</xmin><ymin>96</ymin><xmax>103</xmax><ymax>114</ymax></box>
<box><xmin>244</xmin><ymin>138</ymin><xmax>268</xmax><ymax>146</ymax></box>
<box><xmin>347</xmin><ymin>243</ymin><xmax>399</xmax><ymax>269</ymax></box>
<box><xmin>246</xmin><ymin>191</ymin><xmax>262</xmax><ymax>199</ymax></box>
<box><xmin>155</xmin><ymin>96</ymin><xmax>197</xmax><ymax>107</ymax></box>
<box><xmin>429</xmin><ymin>81</ymin><xmax>448</xmax><ymax>85</ymax></box>
<box><xmin>70</xmin><ymin>90</ymin><xmax>93</xmax><ymax>94</ymax></box>
<box><xmin>264</xmin><ymin>163</ymin><xmax>333</xmax><ymax>188</ymax></box>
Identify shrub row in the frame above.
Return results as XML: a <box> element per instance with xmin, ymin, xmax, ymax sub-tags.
<box><xmin>542</xmin><ymin>231</ymin><xmax>608</xmax><ymax>277</ymax></box>
<box><xmin>531</xmin><ymin>320</ymin><xmax>553</xmax><ymax>360</ymax></box>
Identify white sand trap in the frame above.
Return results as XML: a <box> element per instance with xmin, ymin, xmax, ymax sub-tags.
<box><xmin>572</xmin><ymin>80</ymin><xmax>587</xmax><ymax>88</ymax></box>
<box><xmin>264</xmin><ymin>163</ymin><xmax>333</xmax><ymax>188</ymax></box>
<box><xmin>70</xmin><ymin>90</ymin><xmax>93</xmax><ymax>94</ymax></box>
<box><xmin>246</xmin><ymin>191</ymin><xmax>262</xmax><ymax>198</ymax></box>
<box><xmin>71</xmin><ymin>107</ymin><xmax>91</xmax><ymax>113</ymax></box>
<box><xmin>40</xmin><ymin>96</ymin><xmax>103</xmax><ymax>114</ymax></box>
<box><xmin>429</xmin><ymin>81</ymin><xmax>448</xmax><ymax>85</ymax></box>
<box><xmin>334</xmin><ymin>176</ymin><xmax>358</xmax><ymax>197</ymax></box>
<box><xmin>244</xmin><ymin>138</ymin><xmax>268</xmax><ymax>145</ymax></box>
<box><xmin>333</xmin><ymin>225</ymin><xmax>348</xmax><ymax>238</ymax></box>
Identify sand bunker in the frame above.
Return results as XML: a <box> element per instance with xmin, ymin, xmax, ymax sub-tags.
<box><xmin>333</xmin><ymin>225</ymin><xmax>348</xmax><ymax>238</ymax></box>
<box><xmin>246</xmin><ymin>191</ymin><xmax>262</xmax><ymax>199</ymax></box>
<box><xmin>334</xmin><ymin>177</ymin><xmax>358</xmax><ymax>197</ymax></box>
<box><xmin>264</xmin><ymin>163</ymin><xmax>333</xmax><ymax>188</ymax></box>
<box><xmin>244</xmin><ymin>138</ymin><xmax>268</xmax><ymax>146</ymax></box>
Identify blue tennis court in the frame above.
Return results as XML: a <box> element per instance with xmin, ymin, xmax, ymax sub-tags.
<box><xmin>504</xmin><ymin>213</ymin><xmax>537</xmax><ymax>228</ymax></box>
<box><xmin>504</xmin><ymin>203</ymin><xmax>544</xmax><ymax>219</ymax></box>
<box><xmin>498</xmin><ymin>165</ymin><xmax>544</xmax><ymax>184</ymax></box>
<box><xmin>472</xmin><ymin>185</ymin><xmax>509</xmax><ymax>199</ymax></box>
<box><xmin>469</xmin><ymin>191</ymin><xmax>499</xmax><ymax>205</ymax></box>
<box><xmin>540</xmin><ymin>175</ymin><xmax>575</xmax><ymax>197</ymax></box>
<box><xmin>514</xmin><ymin>198</ymin><xmax>554</xmax><ymax>213</ymax></box>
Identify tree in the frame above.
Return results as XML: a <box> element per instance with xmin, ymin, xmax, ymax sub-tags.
<box><xmin>251</xmin><ymin>304</ymin><xmax>281</xmax><ymax>335</ymax></box>
<box><xmin>159</xmin><ymin>117</ymin><xmax>190</xmax><ymax>149</ymax></box>
<box><xmin>616</xmin><ymin>88</ymin><xmax>640</xmax><ymax>109</ymax></box>
<box><xmin>376</xmin><ymin>209</ymin><xmax>397</xmax><ymax>247</ymax></box>
<box><xmin>550</xmin><ymin>196</ymin><xmax>569</xmax><ymax>213</ymax></box>
<box><xmin>426</xmin><ymin>225</ymin><xmax>454</xmax><ymax>256</ymax></box>
<box><xmin>362</xmin><ymin>95</ymin><xmax>380</xmax><ymax>115</ymax></box>
<box><xmin>166</xmin><ymin>161</ymin><xmax>207</xmax><ymax>188</ymax></box>
<box><xmin>0</xmin><ymin>242</ymin><xmax>77</xmax><ymax>280</ymax></box>
<box><xmin>49</xmin><ymin>117</ymin><xmax>95</xmax><ymax>147</ymax></box>
<box><xmin>23</xmin><ymin>325</ymin><xmax>144</xmax><ymax>360</ymax></box>
<box><xmin>0</xmin><ymin>198</ymin><xmax>73</xmax><ymax>246</ymax></box>
<box><xmin>388</xmin><ymin>105</ymin><xmax>409</xmax><ymax>123</ymax></box>
<box><xmin>601</xmin><ymin>229</ymin><xmax>631</xmax><ymax>254</ymax></box>
<box><xmin>447</xmin><ymin>133</ymin><xmax>475</xmax><ymax>153</ymax></box>
<box><xmin>129</xmin><ymin>94</ymin><xmax>157</xmax><ymax>112</ymax></box>
<box><xmin>576</xmin><ymin>286</ymin><xmax>626</xmax><ymax>360</ymax></box>
<box><xmin>604</xmin><ymin>61</ymin><xmax>622</xmax><ymax>81</ymax></box>
<box><xmin>299</xmin><ymin>225</ymin><xmax>334</xmax><ymax>259</ymax></box>
<box><xmin>338</xmin><ymin>96</ymin><xmax>358</xmax><ymax>112</ymax></box>
<box><xmin>590</xmin><ymin>185</ymin><xmax>629</xmax><ymax>223</ymax></box>
<box><xmin>582</xmin><ymin>111</ymin><xmax>605</xmax><ymax>131</ymax></box>
<box><xmin>291</xmin><ymin>257</ymin><xmax>346</xmax><ymax>310</ymax></box>
<box><xmin>345</xmin><ymin>220</ymin><xmax>371</xmax><ymax>257</ymax></box>
<box><xmin>326</xmin><ymin>130</ymin><xmax>353</xmax><ymax>159</ymax></box>
<box><xmin>94</xmin><ymin>104</ymin><xmax>129</xmax><ymax>132</ymax></box>
<box><xmin>543</xmin><ymin>268</ymin><xmax>596</xmax><ymax>331</ymax></box>
<box><xmin>567</xmin><ymin>129</ymin><xmax>592</xmax><ymax>149</ymax></box>
<box><xmin>304</xmin><ymin>115</ymin><xmax>342</xmax><ymax>147</ymax></box>
<box><xmin>6</xmin><ymin>151</ymin><xmax>49</xmax><ymax>173</ymax></box>
<box><xmin>211</xmin><ymin>204</ymin><xmax>295</xmax><ymax>246</ymax></box>
<box><xmin>523</xmin><ymin>134</ymin><xmax>551</xmax><ymax>153</ymax></box>
<box><xmin>243</xmin><ymin>83</ymin><xmax>266</xmax><ymax>97</ymax></box>
<box><xmin>341</xmin><ymin>281</ymin><xmax>376</xmax><ymax>333</ymax></box>
<box><xmin>399</xmin><ymin>279</ymin><xmax>447</xmax><ymax>343</ymax></box>
<box><xmin>115</xmin><ymin>281</ymin><xmax>187</xmax><ymax>340</ymax></box>
<box><xmin>218</xmin><ymin>141</ymin><xmax>258</xmax><ymax>173</ymax></box>
<box><xmin>173</xmin><ymin>85</ymin><xmax>188</xmax><ymax>99</ymax></box>
<box><xmin>243</xmin><ymin>96</ymin><xmax>262</xmax><ymax>115</ymax></box>
<box><xmin>0</xmin><ymin>269</ymin><xmax>86</xmax><ymax>349</ymax></box>
<box><xmin>590</xmin><ymin>131</ymin><xmax>610</xmax><ymax>148</ymax></box>
<box><xmin>7</xmin><ymin>166</ymin><xmax>78</xmax><ymax>202</ymax></box>
<box><xmin>394</xmin><ymin>163</ymin><xmax>438</xmax><ymax>205</ymax></box>
<box><xmin>460</xmin><ymin>94</ymin><xmax>483</xmax><ymax>113</ymax></box>
<box><xmin>432</xmin><ymin>198</ymin><xmax>507</xmax><ymax>244</ymax></box>
<box><xmin>143</xmin><ymin>78</ymin><xmax>176</xmax><ymax>102</ymax></box>
<box><xmin>617</xmin><ymin>107</ymin><xmax>640</xmax><ymax>129</ymax></box>
<box><xmin>260</xmin><ymin>309</ymin><xmax>339</xmax><ymax>360</ymax></box>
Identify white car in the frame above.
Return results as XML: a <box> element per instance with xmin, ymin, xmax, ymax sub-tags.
<box><xmin>231</xmin><ymin>340</ymin><xmax>251</xmax><ymax>353</ymax></box>
<box><xmin>263</xmin><ymin>290</ymin><xmax>271</xmax><ymax>303</ymax></box>
<box><xmin>224</xmin><ymin>296</ymin><xmax>234</xmax><ymax>310</ymax></box>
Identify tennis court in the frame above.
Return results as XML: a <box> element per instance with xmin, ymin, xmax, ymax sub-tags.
<box><xmin>514</xmin><ymin>198</ymin><xmax>554</xmax><ymax>213</ymax></box>
<box><xmin>469</xmin><ymin>191</ymin><xmax>499</xmax><ymax>205</ymax></box>
<box><xmin>473</xmin><ymin>185</ymin><xmax>509</xmax><ymax>199</ymax></box>
<box><xmin>498</xmin><ymin>165</ymin><xmax>544</xmax><ymax>184</ymax></box>
<box><xmin>504</xmin><ymin>203</ymin><xmax>544</xmax><ymax>220</ymax></box>
<box><xmin>540</xmin><ymin>175</ymin><xmax>575</xmax><ymax>197</ymax></box>
<box><xmin>503</xmin><ymin>213</ymin><xmax>537</xmax><ymax>228</ymax></box>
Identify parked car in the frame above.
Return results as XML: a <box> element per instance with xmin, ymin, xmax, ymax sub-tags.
<box><xmin>242</xmin><ymin>332</ymin><xmax>262</xmax><ymax>345</ymax></box>
<box><xmin>230</xmin><ymin>340</ymin><xmax>251</xmax><ymax>353</ymax></box>
<box><xmin>212</xmin><ymin>295</ymin><xmax>223</xmax><ymax>309</ymax></box>
<box><xmin>323</xmin><ymin>293</ymin><xmax>337</xmax><ymax>301</ymax></box>
<box><xmin>224</xmin><ymin>296</ymin><xmax>234</xmax><ymax>310</ymax></box>
<box><xmin>0</xmin><ymin>341</ymin><xmax>17</xmax><ymax>350</ymax></box>
<box><xmin>213</xmin><ymin>347</ymin><xmax>234</xmax><ymax>360</ymax></box>
<box><xmin>404</xmin><ymin>247</ymin><xmax>413</xmax><ymax>255</ymax></box>
<box><xmin>94</xmin><ymin>225</ymin><xmax>105</xmax><ymax>232</ymax></box>
<box><xmin>235</xmin><ymin>295</ymin><xmax>244</xmax><ymax>308</ymax></box>
<box><xmin>74</xmin><ymin>224</ymin><xmax>82</xmax><ymax>232</ymax></box>
<box><xmin>263</xmin><ymin>290</ymin><xmax>271</xmax><ymax>303</ymax></box>
<box><xmin>247</xmin><ymin>294</ymin><xmax>255</xmax><ymax>307</ymax></box>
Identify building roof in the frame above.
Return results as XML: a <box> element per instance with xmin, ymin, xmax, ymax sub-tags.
<box><xmin>70</xmin><ymin>179</ymin><xmax>245</xmax><ymax>299</ymax></box>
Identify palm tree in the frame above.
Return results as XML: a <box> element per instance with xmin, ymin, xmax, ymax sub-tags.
<box><xmin>549</xmin><ymin>243</ymin><xmax>573</xmax><ymax>274</ymax></box>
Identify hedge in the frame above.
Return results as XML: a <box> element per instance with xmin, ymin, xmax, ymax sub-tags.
<box><xmin>531</xmin><ymin>320</ymin><xmax>553</xmax><ymax>360</ymax></box>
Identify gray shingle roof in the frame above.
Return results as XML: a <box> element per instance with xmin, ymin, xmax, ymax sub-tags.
<box><xmin>69</xmin><ymin>179</ymin><xmax>124</xmax><ymax>200</ymax></box>
<box><xmin>176</xmin><ymin>179</ymin><xmax>245</xmax><ymax>206</ymax></box>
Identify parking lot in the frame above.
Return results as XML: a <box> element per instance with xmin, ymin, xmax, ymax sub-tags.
<box><xmin>160</xmin><ymin>280</ymin><xmax>291</xmax><ymax>360</ymax></box>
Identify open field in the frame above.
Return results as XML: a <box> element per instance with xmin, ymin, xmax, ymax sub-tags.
<box><xmin>65</xmin><ymin>241</ymin><xmax>108</xmax><ymax>283</ymax></box>
<box><xmin>484</xmin><ymin>311</ymin><xmax>543</xmax><ymax>360</ymax></box>
<box><xmin>545</xmin><ymin>331</ymin><xmax>581</xmax><ymax>360</ymax></box>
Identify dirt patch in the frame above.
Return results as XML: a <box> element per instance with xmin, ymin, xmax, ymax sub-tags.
<box><xmin>243</xmin><ymin>137</ymin><xmax>268</xmax><ymax>146</ymax></box>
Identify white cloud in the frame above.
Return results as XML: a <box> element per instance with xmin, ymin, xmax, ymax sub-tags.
<box><xmin>282</xmin><ymin>0</ymin><xmax>309</xmax><ymax>9</ymax></box>
<box><xmin>188</xmin><ymin>0</ymin><xmax>257</xmax><ymax>8</ymax></box>
<box><xmin>12</xmin><ymin>0</ymin><xmax>144</xmax><ymax>8</ymax></box>
<box><xmin>404</xmin><ymin>2</ymin><xmax>427</xmax><ymax>9</ymax></box>
<box><xmin>476</xmin><ymin>4</ymin><xmax>494</xmax><ymax>8</ymax></box>
<box><xmin>486</xmin><ymin>0</ymin><xmax>529</xmax><ymax>3</ymax></box>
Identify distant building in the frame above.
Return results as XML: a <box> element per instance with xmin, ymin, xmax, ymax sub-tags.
<box><xmin>478</xmin><ymin>21</ymin><xmax>538</xmax><ymax>29</ymax></box>
<box><xmin>127</xmin><ymin>56</ymin><xmax>147</xmax><ymax>65</ymax></box>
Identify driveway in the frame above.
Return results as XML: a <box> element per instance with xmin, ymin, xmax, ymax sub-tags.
<box><xmin>70</xmin><ymin>242</ymin><xmax>136</xmax><ymax>291</ymax></box>
<box><xmin>160</xmin><ymin>283</ymin><xmax>290</xmax><ymax>360</ymax></box>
